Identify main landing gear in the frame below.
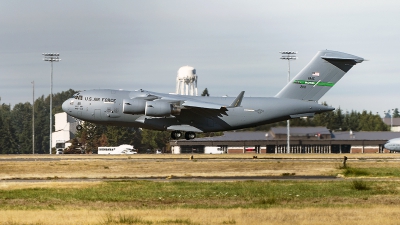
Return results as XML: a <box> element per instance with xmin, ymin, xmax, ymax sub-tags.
<box><xmin>171</xmin><ymin>131</ymin><xmax>196</xmax><ymax>140</ymax></box>
<box><xmin>75</xmin><ymin>119</ymin><xmax>83</xmax><ymax>131</ymax></box>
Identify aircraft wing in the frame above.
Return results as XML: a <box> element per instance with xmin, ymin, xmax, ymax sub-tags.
<box><xmin>136</xmin><ymin>90</ymin><xmax>244</xmax><ymax>110</ymax></box>
<box><xmin>181</xmin><ymin>100</ymin><xmax>226</xmax><ymax>109</ymax></box>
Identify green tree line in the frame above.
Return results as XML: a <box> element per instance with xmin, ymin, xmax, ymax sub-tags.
<box><xmin>0</xmin><ymin>89</ymin><xmax>76</xmax><ymax>154</ymax></box>
<box><xmin>0</xmin><ymin>89</ymin><xmax>392</xmax><ymax>154</ymax></box>
<box><xmin>242</xmin><ymin>103</ymin><xmax>389</xmax><ymax>132</ymax></box>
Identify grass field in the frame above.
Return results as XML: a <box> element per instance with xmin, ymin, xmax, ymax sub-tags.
<box><xmin>1</xmin><ymin>154</ymin><xmax>400</xmax><ymax>224</ymax></box>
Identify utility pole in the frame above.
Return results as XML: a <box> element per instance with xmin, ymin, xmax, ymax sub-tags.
<box><xmin>42</xmin><ymin>53</ymin><xmax>61</xmax><ymax>154</ymax></box>
<box><xmin>280</xmin><ymin>51</ymin><xmax>297</xmax><ymax>154</ymax></box>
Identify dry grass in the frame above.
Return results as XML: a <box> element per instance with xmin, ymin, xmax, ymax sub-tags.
<box><xmin>0</xmin><ymin>181</ymin><xmax>101</xmax><ymax>190</ymax></box>
<box><xmin>2</xmin><ymin>153</ymin><xmax>399</xmax><ymax>180</ymax></box>
<box><xmin>0</xmin><ymin>160</ymin><xmax>338</xmax><ymax>180</ymax></box>
<box><xmin>1</xmin><ymin>154</ymin><xmax>400</xmax><ymax>224</ymax></box>
<box><xmin>1</xmin><ymin>207</ymin><xmax>400</xmax><ymax>225</ymax></box>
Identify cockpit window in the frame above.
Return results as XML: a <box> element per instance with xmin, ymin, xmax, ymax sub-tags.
<box><xmin>73</xmin><ymin>93</ymin><xmax>83</xmax><ymax>100</ymax></box>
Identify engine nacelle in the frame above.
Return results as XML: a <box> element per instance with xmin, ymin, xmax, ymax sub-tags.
<box><xmin>145</xmin><ymin>101</ymin><xmax>173</xmax><ymax>117</ymax></box>
<box><xmin>122</xmin><ymin>99</ymin><xmax>146</xmax><ymax>114</ymax></box>
<box><xmin>145</xmin><ymin>101</ymin><xmax>181</xmax><ymax>117</ymax></box>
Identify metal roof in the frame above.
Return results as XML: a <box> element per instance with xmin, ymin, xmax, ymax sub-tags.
<box><xmin>271</xmin><ymin>126</ymin><xmax>330</xmax><ymax>136</ymax></box>
<box><xmin>382</xmin><ymin>118</ymin><xmax>400</xmax><ymax>126</ymax></box>
<box><xmin>332</xmin><ymin>131</ymin><xmax>400</xmax><ymax>140</ymax></box>
<box><xmin>185</xmin><ymin>127</ymin><xmax>400</xmax><ymax>142</ymax></box>
<box><xmin>192</xmin><ymin>131</ymin><xmax>269</xmax><ymax>142</ymax></box>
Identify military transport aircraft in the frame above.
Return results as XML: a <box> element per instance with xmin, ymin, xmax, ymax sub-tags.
<box><xmin>62</xmin><ymin>50</ymin><xmax>364</xmax><ymax>140</ymax></box>
<box><xmin>384</xmin><ymin>138</ymin><xmax>400</xmax><ymax>152</ymax></box>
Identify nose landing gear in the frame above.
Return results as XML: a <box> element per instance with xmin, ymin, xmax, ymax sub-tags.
<box><xmin>74</xmin><ymin>119</ymin><xmax>83</xmax><ymax>131</ymax></box>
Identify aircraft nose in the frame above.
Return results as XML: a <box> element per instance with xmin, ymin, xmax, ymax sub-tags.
<box><xmin>62</xmin><ymin>99</ymin><xmax>71</xmax><ymax>113</ymax></box>
<box><xmin>384</xmin><ymin>141</ymin><xmax>389</xmax><ymax>149</ymax></box>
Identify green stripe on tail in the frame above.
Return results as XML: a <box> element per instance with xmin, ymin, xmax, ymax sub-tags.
<box><xmin>294</xmin><ymin>80</ymin><xmax>335</xmax><ymax>87</ymax></box>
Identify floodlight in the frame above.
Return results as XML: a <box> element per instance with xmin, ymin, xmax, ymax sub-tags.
<box><xmin>42</xmin><ymin>53</ymin><xmax>61</xmax><ymax>154</ymax></box>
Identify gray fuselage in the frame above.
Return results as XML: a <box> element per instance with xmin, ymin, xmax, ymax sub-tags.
<box><xmin>62</xmin><ymin>89</ymin><xmax>334</xmax><ymax>132</ymax></box>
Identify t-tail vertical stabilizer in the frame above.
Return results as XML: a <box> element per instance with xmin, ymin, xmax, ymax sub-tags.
<box><xmin>275</xmin><ymin>50</ymin><xmax>364</xmax><ymax>101</ymax></box>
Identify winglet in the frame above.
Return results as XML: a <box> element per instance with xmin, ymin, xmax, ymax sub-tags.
<box><xmin>229</xmin><ymin>91</ymin><xmax>245</xmax><ymax>107</ymax></box>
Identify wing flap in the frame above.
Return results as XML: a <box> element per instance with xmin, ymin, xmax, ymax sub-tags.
<box><xmin>182</xmin><ymin>100</ymin><xmax>224</xmax><ymax>110</ymax></box>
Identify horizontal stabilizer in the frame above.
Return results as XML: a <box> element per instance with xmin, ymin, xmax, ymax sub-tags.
<box><xmin>320</xmin><ymin>55</ymin><xmax>364</xmax><ymax>63</ymax></box>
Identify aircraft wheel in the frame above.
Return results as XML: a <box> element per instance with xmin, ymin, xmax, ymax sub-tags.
<box><xmin>76</xmin><ymin>125</ymin><xmax>83</xmax><ymax>131</ymax></box>
<box><xmin>171</xmin><ymin>131</ymin><xmax>182</xmax><ymax>139</ymax></box>
<box><xmin>185</xmin><ymin>132</ymin><xmax>196</xmax><ymax>140</ymax></box>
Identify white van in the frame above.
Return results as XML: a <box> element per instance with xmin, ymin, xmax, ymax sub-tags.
<box><xmin>98</xmin><ymin>144</ymin><xmax>137</xmax><ymax>154</ymax></box>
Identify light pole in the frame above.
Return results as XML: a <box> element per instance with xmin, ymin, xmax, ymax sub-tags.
<box><xmin>32</xmin><ymin>81</ymin><xmax>35</xmax><ymax>154</ymax></box>
<box><xmin>43</xmin><ymin>53</ymin><xmax>61</xmax><ymax>154</ymax></box>
<box><xmin>280</xmin><ymin>51</ymin><xmax>297</xmax><ymax>154</ymax></box>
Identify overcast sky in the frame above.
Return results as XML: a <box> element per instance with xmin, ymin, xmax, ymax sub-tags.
<box><xmin>1</xmin><ymin>0</ymin><xmax>399</xmax><ymax>117</ymax></box>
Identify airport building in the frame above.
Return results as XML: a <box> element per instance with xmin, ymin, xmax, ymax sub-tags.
<box><xmin>52</xmin><ymin>112</ymin><xmax>78</xmax><ymax>152</ymax></box>
<box><xmin>382</xmin><ymin>117</ymin><xmax>400</xmax><ymax>132</ymax></box>
<box><xmin>170</xmin><ymin>127</ymin><xmax>400</xmax><ymax>154</ymax></box>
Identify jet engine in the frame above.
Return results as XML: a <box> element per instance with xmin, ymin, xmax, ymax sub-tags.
<box><xmin>145</xmin><ymin>101</ymin><xmax>181</xmax><ymax>117</ymax></box>
<box><xmin>123</xmin><ymin>99</ymin><xmax>181</xmax><ymax>117</ymax></box>
<box><xmin>122</xmin><ymin>99</ymin><xmax>146</xmax><ymax>114</ymax></box>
